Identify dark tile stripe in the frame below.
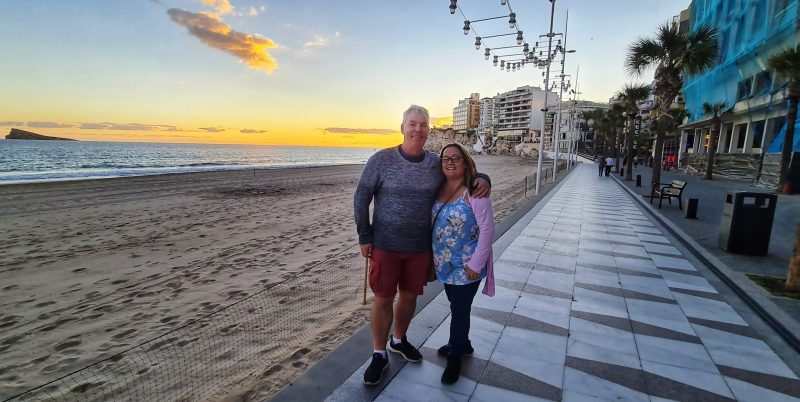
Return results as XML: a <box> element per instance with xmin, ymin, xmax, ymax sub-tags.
<box><xmin>565</xmin><ymin>355</ymin><xmax>647</xmax><ymax>393</ymax></box>
<box><xmin>571</xmin><ymin>310</ymin><xmax>633</xmax><ymax>332</ymax></box>
<box><xmin>522</xmin><ymin>284</ymin><xmax>573</xmax><ymax>299</ymax></box>
<box><xmin>687</xmin><ymin>317</ymin><xmax>762</xmax><ymax>340</ymax></box>
<box><xmin>669</xmin><ymin>287</ymin><xmax>726</xmax><ymax>302</ymax></box>
<box><xmin>506</xmin><ymin>313</ymin><xmax>569</xmax><ymax>336</ymax></box>
<box><xmin>566</xmin><ymin>356</ymin><xmax>736</xmax><ymax>402</ymax></box>
<box><xmin>480</xmin><ymin>361</ymin><xmax>563</xmax><ymax>401</ymax></box>
<box><xmin>647</xmin><ymin>250</ymin><xmax>683</xmax><ymax>258</ymax></box>
<box><xmin>579</xmin><ymin>263</ymin><xmax>662</xmax><ymax>279</ymax></box>
<box><xmin>575</xmin><ymin>283</ymin><xmax>677</xmax><ymax>305</ymax></box>
<box><xmin>495</xmin><ymin>278</ymin><xmax>525</xmax><ymax>292</ymax></box>
<box><xmin>717</xmin><ymin>365</ymin><xmax>800</xmax><ymax>397</ymax></box>
<box><xmin>498</xmin><ymin>257</ymin><xmax>536</xmax><ymax>269</ymax></box>
<box><xmin>630</xmin><ymin>321</ymin><xmax>702</xmax><ymax>344</ymax></box>
<box><xmin>471</xmin><ymin>306</ymin><xmax>512</xmax><ymax>326</ymax></box>
<box><xmin>571</xmin><ymin>310</ymin><xmax>701</xmax><ymax>343</ymax></box>
<box><xmin>533</xmin><ymin>264</ymin><xmax>575</xmax><ymax>275</ymax></box>
<box><xmin>612</xmin><ymin>251</ymin><xmax>652</xmax><ymax>261</ymax></box>
<box><xmin>659</xmin><ymin>267</ymin><xmax>703</xmax><ymax>277</ymax></box>
<box><xmin>580</xmin><ymin>236</ymin><xmax>644</xmax><ymax>247</ymax></box>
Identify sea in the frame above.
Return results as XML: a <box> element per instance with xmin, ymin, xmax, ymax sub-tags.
<box><xmin>0</xmin><ymin>140</ymin><xmax>380</xmax><ymax>184</ymax></box>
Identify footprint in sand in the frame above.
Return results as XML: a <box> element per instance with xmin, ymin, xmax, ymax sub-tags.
<box><xmin>54</xmin><ymin>340</ymin><xmax>82</xmax><ymax>352</ymax></box>
<box><xmin>112</xmin><ymin>328</ymin><xmax>137</xmax><ymax>340</ymax></box>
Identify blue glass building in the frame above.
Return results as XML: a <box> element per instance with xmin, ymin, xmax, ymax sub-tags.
<box><xmin>679</xmin><ymin>0</ymin><xmax>798</xmax><ymax>164</ymax></box>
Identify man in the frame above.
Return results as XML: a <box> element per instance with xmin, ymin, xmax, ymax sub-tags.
<box><xmin>354</xmin><ymin>105</ymin><xmax>489</xmax><ymax>386</ymax></box>
<box><xmin>604</xmin><ymin>155</ymin><xmax>614</xmax><ymax>177</ymax></box>
<box><xmin>597</xmin><ymin>155</ymin><xmax>606</xmax><ymax>176</ymax></box>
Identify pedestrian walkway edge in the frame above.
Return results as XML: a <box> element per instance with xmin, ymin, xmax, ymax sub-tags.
<box><xmin>611</xmin><ymin>175</ymin><xmax>800</xmax><ymax>355</ymax></box>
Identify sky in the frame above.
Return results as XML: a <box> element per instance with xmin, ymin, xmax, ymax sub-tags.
<box><xmin>0</xmin><ymin>0</ymin><xmax>686</xmax><ymax>148</ymax></box>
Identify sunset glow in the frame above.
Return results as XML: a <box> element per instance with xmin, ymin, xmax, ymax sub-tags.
<box><xmin>0</xmin><ymin>0</ymin><xmax>684</xmax><ymax>147</ymax></box>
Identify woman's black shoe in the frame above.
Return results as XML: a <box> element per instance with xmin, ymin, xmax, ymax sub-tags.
<box><xmin>441</xmin><ymin>357</ymin><xmax>461</xmax><ymax>384</ymax></box>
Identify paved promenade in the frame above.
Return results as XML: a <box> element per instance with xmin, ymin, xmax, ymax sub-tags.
<box><xmin>328</xmin><ymin>164</ymin><xmax>800</xmax><ymax>401</ymax></box>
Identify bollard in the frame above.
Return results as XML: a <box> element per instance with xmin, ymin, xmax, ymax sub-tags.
<box><xmin>685</xmin><ymin>198</ymin><xmax>699</xmax><ymax>219</ymax></box>
<box><xmin>636</xmin><ymin>174</ymin><xmax>642</xmax><ymax>187</ymax></box>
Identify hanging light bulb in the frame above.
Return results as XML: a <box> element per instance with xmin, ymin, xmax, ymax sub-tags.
<box><xmin>484</xmin><ymin>48</ymin><xmax>491</xmax><ymax>60</ymax></box>
<box><xmin>508</xmin><ymin>13</ymin><xmax>516</xmax><ymax>28</ymax></box>
<box><xmin>512</xmin><ymin>64</ymin><xmax>516</xmax><ymax>72</ymax></box>
<box><xmin>516</xmin><ymin>31</ymin><xmax>523</xmax><ymax>45</ymax></box>
<box><xmin>449</xmin><ymin>0</ymin><xmax>457</xmax><ymax>14</ymax></box>
<box><xmin>493</xmin><ymin>55</ymin><xmax>499</xmax><ymax>66</ymax></box>
<box><xmin>501</xmin><ymin>0</ymin><xmax>507</xmax><ymax>5</ymax></box>
<box><xmin>500</xmin><ymin>60</ymin><xmax>505</xmax><ymax>68</ymax></box>
<box><xmin>474</xmin><ymin>37</ymin><xmax>481</xmax><ymax>50</ymax></box>
<box><xmin>463</xmin><ymin>21</ymin><xmax>470</xmax><ymax>35</ymax></box>
<box><xmin>523</xmin><ymin>43</ymin><xmax>530</xmax><ymax>54</ymax></box>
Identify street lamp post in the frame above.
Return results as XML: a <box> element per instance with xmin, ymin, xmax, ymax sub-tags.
<box><xmin>551</xmin><ymin>10</ymin><xmax>573</xmax><ymax>181</ymax></box>
<box><xmin>535</xmin><ymin>0</ymin><xmax>557</xmax><ymax>196</ymax></box>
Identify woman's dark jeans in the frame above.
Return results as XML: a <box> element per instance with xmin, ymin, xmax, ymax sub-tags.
<box><xmin>444</xmin><ymin>280</ymin><xmax>481</xmax><ymax>359</ymax></box>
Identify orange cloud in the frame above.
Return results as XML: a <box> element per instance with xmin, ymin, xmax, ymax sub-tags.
<box><xmin>432</xmin><ymin>116</ymin><xmax>453</xmax><ymax>127</ymax></box>
<box><xmin>323</xmin><ymin>127</ymin><xmax>398</xmax><ymax>135</ymax></box>
<box><xmin>168</xmin><ymin>8</ymin><xmax>278</xmax><ymax>73</ymax></box>
<box><xmin>200</xmin><ymin>0</ymin><xmax>233</xmax><ymax>15</ymax></box>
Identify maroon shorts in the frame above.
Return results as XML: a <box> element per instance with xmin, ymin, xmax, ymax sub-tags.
<box><xmin>369</xmin><ymin>248</ymin><xmax>431</xmax><ymax>298</ymax></box>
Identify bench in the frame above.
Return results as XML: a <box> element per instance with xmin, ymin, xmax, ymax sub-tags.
<box><xmin>650</xmin><ymin>180</ymin><xmax>687</xmax><ymax>210</ymax></box>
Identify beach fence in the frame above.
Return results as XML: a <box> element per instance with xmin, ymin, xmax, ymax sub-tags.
<box><xmin>5</xmin><ymin>246</ymin><xmax>367</xmax><ymax>402</ymax></box>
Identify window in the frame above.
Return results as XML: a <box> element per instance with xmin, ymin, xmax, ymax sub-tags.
<box><xmin>735</xmin><ymin>123</ymin><xmax>748</xmax><ymax>148</ymax></box>
<box><xmin>753</xmin><ymin>71</ymin><xmax>772</xmax><ymax>95</ymax></box>
<box><xmin>724</xmin><ymin>124</ymin><xmax>734</xmax><ymax>152</ymax></box>
<box><xmin>737</xmin><ymin>77</ymin><xmax>753</xmax><ymax>100</ymax></box>
<box><xmin>751</xmin><ymin>120</ymin><xmax>765</xmax><ymax>148</ymax></box>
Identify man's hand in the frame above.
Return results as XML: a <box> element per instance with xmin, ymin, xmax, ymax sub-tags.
<box><xmin>472</xmin><ymin>177</ymin><xmax>491</xmax><ymax>198</ymax></box>
<box><xmin>360</xmin><ymin>244</ymin><xmax>373</xmax><ymax>258</ymax></box>
<box><xmin>466</xmin><ymin>268</ymin><xmax>479</xmax><ymax>280</ymax></box>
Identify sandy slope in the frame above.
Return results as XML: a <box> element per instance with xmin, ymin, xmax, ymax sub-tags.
<box><xmin>0</xmin><ymin>155</ymin><xmax>541</xmax><ymax>400</ymax></box>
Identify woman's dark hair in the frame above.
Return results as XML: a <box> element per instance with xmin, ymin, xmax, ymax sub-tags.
<box><xmin>440</xmin><ymin>143</ymin><xmax>477</xmax><ymax>192</ymax></box>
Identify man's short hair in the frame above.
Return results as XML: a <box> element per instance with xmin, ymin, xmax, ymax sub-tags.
<box><xmin>402</xmin><ymin>105</ymin><xmax>430</xmax><ymax>126</ymax></box>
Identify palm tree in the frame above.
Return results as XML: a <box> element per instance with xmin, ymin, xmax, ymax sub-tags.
<box><xmin>626</xmin><ymin>22</ymin><xmax>719</xmax><ymax>187</ymax></box>
<box><xmin>615</xmin><ymin>84</ymin><xmax>652</xmax><ymax>180</ymax></box>
<box><xmin>701</xmin><ymin>101</ymin><xmax>727</xmax><ymax>180</ymax></box>
<box><xmin>608</xmin><ymin>103</ymin><xmax>625</xmax><ymax>173</ymax></box>
<box><xmin>768</xmin><ymin>43</ymin><xmax>800</xmax><ymax>194</ymax></box>
<box><xmin>768</xmin><ymin>44</ymin><xmax>800</xmax><ymax>291</ymax></box>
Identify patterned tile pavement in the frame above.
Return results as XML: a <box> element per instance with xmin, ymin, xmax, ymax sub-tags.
<box><xmin>333</xmin><ymin>164</ymin><xmax>800</xmax><ymax>402</ymax></box>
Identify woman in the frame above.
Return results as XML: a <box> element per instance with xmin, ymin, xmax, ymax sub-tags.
<box><xmin>431</xmin><ymin>143</ymin><xmax>496</xmax><ymax>385</ymax></box>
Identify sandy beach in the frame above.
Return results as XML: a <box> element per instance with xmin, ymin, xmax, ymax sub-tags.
<box><xmin>0</xmin><ymin>154</ymin><xmax>543</xmax><ymax>401</ymax></box>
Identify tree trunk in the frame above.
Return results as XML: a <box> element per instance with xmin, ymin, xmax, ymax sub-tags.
<box><xmin>626</xmin><ymin>117</ymin><xmax>635</xmax><ymax>181</ymax></box>
<box><xmin>787</xmin><ymin>222</ymin><xmax>800</xmax><ymax>291</ymax></box>
<box><xmin>651</xmin><ymin>117</ymin><xmax>666</xmax><ymax>188</ymax></box>
<box><xmin>778</xmin><ymin>95</ymin><xmax>798</xmax><ymax>193</ymax></box>
<box><xmin>613</xmin><ymin>127</ymin><xmax>620</xmax><ymax>173</ymax></box>
<box><xmin>704</xmin><ymin>118</ymin><xmax>720</xmax><ymax>180</ymax></box>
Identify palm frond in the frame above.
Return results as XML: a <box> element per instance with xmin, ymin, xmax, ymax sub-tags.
<box><xmin>625</xmin><ymin>37</ymin><xmax>663</xmax><ymax>76</ymax></box>
<box><xmin>702</xmin><ymin>101</ymin><xmax>727</xmax><ymax>117</ymax></box>
<box><xmin>684</xmin><ymin>24</ymin><xmax>719</xmax><ymax>75</ymax></box>
<box><xmin>768</xmin><ymin>42</ymin><xmax>800</xmax><ymax>83</ymax></box>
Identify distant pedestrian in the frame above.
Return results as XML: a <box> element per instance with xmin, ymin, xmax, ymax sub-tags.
<box><xmin>597</xmin><ymin>156</ymin><xmax>606</xmax><ymax>176</ymax></box>
<box><xmin>604</xmin><ymin>156</ymin><xmax>614</xmax><ymax>177</ymax></box>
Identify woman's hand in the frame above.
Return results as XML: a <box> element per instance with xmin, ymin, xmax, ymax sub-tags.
<box><xmin>466</xmin><ymin>268</ymin><xmax>480</xmax><ymax>280</ymax></box>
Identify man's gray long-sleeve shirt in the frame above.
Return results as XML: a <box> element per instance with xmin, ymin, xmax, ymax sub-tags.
<box><xmin>354</xmin><ymin>146</ymin><xmax>442</xmax><ymax>253</ymax></box>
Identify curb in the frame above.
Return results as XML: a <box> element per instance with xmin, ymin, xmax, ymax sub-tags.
<box><xmin>611</xmin><ymin>175</ymin><xmax>800</xmax><ymax>355</ymax></box>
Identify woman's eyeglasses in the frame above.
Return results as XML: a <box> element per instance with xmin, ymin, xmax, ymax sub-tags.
<box><xmin>441</xmin><ymin>156</ymin><xmax>463</xmax><ymax>164</ymax></box>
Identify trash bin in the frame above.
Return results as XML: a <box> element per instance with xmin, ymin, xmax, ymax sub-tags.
<box><xmin>719</xmin><ymin>192</ymin><xmax>778</xmax><ymax>255</ymax></box>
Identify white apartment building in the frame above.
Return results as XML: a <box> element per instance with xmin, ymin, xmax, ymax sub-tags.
<box><xmin>452</xmin><ymin>93</ymin><xmax>480</xmax><ymax>133</ymax></box>
<box><xmin>494</xmin><ymin>85</ymin><xmax>558</xmax><ymax>143</ymax></box>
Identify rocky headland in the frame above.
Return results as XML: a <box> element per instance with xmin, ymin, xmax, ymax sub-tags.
<box><xmin>5</xmin><ymin>128</ymin><xmax>77</xmax><ymax>141</ymax></box>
